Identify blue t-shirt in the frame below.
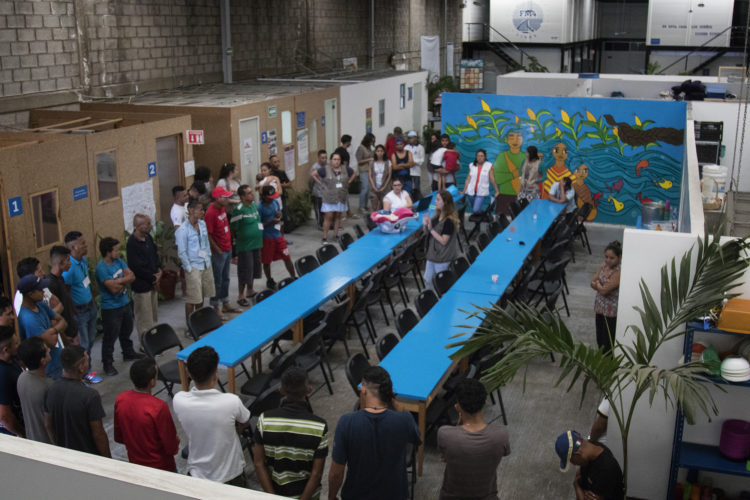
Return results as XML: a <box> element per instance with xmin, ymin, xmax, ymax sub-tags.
<box><xmin>18</xmin><ymin>302</ymin><xmax>62</xmax><ymax>379</ymax></box>
<box><xmin>62</xmin><ymin>255</ymin><xmax>92</xmax><ymax>306</ymax></box>
<box><xmin>258</xmin><ymin>200</ymin><xmax>282</xmax><ymax>238</ymax></box>
<box><xmin>332</xmin><ymin>409</ymin><xmax>421</xmax><ymax>500</ymax></box>
<box><xmin>96</xmin><ymin>258</ymin><xmax>131</xmax><ymax>310</ymax></box>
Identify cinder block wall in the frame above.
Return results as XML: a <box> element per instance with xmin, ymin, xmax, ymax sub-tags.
<box><xmin>0</xmin><ymin>0</ymin><xmax>463</xmax><ymax>128</ymax></box>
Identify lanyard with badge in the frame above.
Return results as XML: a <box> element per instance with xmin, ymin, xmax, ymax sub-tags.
<box><xmin>335</xmin><ymin>171</ymin><xmax>343</xmax><ymax>189</ymax></box>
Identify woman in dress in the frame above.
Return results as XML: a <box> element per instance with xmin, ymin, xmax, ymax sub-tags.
<box><xmin>461</xmin><ymin>149</ymin><xmax>499</xmax><ymax>213</ymax></box>
<box><xmin>257</xmin><ymin>162</ymin><xmax>283</xmax><ymax>209</ymax></box>
<box><xmin>591</xmin><ymin>240</ymin><xmax>622</xmax><ymax>355</ymax></box>
<box><xmin>311</xmin><ymin>152</ymin><xmax>355</xmax><ymax>243</ymax></box>
<box><xmin>382</xmin><ymin>178</ymin><xmax>413</xmax><ymax>212</ymax></box>
<box><xmin>518</xmin><ymin>145</ymin><xmax>542</xmax><ymax>202</ymax></box>
<box><xmin>356</xmin><ymin>133</ymin><xmax>376</xmax><ymax>213</ymax></box>
<box><xmin>422</xmin><ymin>190</ymin><xmax>460</xmax><ymax>291</ymax></box>
<box><xmin>368</xmin><ymin>144</ymin><xmax>392</xmax><ymax>211</ymax></box>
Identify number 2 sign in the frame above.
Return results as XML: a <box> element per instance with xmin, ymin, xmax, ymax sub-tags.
<box><xmin>7</xmin><ymin>197</ymin><xmax>22</xmax><ymax>217</ymax></box>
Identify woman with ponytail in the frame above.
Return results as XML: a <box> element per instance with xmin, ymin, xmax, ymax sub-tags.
<box><xmin>591</xmin><ymin>240</ymin><xmax>622</xmax><ymax>355</ymax></box>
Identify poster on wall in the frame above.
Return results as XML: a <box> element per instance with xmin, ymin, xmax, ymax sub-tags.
<box><xmin>460</xmin><ymin>59</ymin><xmax>484</xmax><ymax>90</ymax></box>
<box><xmin>441</xmin><ymin>93</ymin><xmax>686</xmax><ymax>226</ymax></box>
<box><xmin>267</xmin><ymin>129</ymin><xmax>278</xmax><ymax>156</ymax></box>
<box><xmin>243</xmin><ymin>138</ymin><xmax>253</xmax><ymax>167</ymax></box>
<box><xmin>647</xmin><ymin>0</ymin><xmax>734</xmax><ymax>47</ymax></box>
<box><xmin>297</xmin><ymin>128</ymin><xmax>309</xmax><ymax>167</ymax></box>
<box><xmin>121</xmin><ymin>179</ymin><xmax>156</xmax><ymax>233</ymax></box>
<box><xmin>490</xmin><ymin>0</ymin><xmax>566</xmax><ymax>43</ymax></box>
<box><xmin>365</xmin><ymin>108</ymin><xmax>373</xmax><ymax>134</ymax></box>
<box><xmin>284</xmin><ymin>145</ymin><xmax>295</xmax><ymax>181</ymax></box>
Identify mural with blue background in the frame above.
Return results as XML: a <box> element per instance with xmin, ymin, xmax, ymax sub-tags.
<box><xmin>441</xmin><ymin>93</ymin><xmax>686</xmax><ymax>225</ymax></box>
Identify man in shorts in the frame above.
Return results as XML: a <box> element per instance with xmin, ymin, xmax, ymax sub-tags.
<box><xmin>230</xmin><ymin>184</ymin><xmax>263</xmax><ymax>306</ymax></box>
<box><xmin>175</xmin><ymin>199</ymin><xmax>215</xmax><ymax>321</ymax></box>
<box><xmin>258</xmin><ymin>185</ymin><xmax>295</xmax><ymax>289</ymax></box>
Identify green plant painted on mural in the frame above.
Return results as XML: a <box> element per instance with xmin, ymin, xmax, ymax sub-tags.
<box><xmin>445</xmin><ymin>102</ymin><xmax>667</xmax><ymax>158</ymax></box>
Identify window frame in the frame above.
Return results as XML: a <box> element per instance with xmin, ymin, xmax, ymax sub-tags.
<box><xmin>29</xmin><ymin>187</ymin><xmax>62</xmax><ymax>250</ymax></box>
<box><xmin>94</xmin><ymin>148</ymin><xmax>120</xmax><ymax>204</ymax></box>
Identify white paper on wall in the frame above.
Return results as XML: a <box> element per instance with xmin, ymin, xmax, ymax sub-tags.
<box><xmin>184</xmin><ymin>160</ymin><xmax>195</xmax><ymax>177</ymax></box>
<box><xmin>284</xmin><ymin>145</ymin><xmax>295</xmax><ymax>181</ymax></box>
<box><xmin>297</xmin><ymin>128</ymin><xmax>308</xmax><ymax>168</ymax></box>
<box><xmin>121</xmin><ymin>179</ymin><xmax>156</xmax><ymax>233</ymax></box>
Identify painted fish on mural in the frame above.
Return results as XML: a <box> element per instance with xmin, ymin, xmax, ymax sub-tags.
<box><xmin>606</xmin><ymin>179</ymin><xmax>624</xmax><ymax>193</ymax></box>
<box><xmin>635</xmin><ymin>160</ymin><xmax>649</xmax><ymax>176</ymax></box>
<box><xmin>608</xmin><ymin>196</ymin><xmax>624</xmax><ymax>212</ymax></box>
<box><xmin>655</xmin><ymin>178</ymin><xmax>673</xmax><ymax>190</ymax></box>
<box><xmin>593</xmin><ymin>192</ymin><xmax>604</xmax><ymax>205</ymax></box>
<box><xmin>636</xmin><ymin>192</ymin><xmax>654</xmax><ymax>203</ymax></box>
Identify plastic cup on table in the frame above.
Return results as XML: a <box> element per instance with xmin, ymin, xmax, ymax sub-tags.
<box><xmin>491</xmin><ymin>274</ymin><xmax>499</xmax><ymax>284</ymax></box>
<box><xmin>510</xmin><ymin>225</ymin><xmax>515</xmax><ymax>233</ymax></box>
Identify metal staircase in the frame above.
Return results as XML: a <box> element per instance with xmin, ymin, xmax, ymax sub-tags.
<box><xmin>730</xmin><ymin>191</ymin><xmax>750</xmax><ymax>237</ymax></box>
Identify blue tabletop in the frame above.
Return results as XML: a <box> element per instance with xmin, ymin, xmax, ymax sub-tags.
<box><xmin>379</xmin><ymin>289</ymin><xmax>497</xmax><ymax>401</ymax></box>
<box><xmin>452</xmin><ymin>199</ymin><xmax>564</xmax><ymax>296</ymax></box>
<box><xmin>177</xmin><ymin>241</ymin><xmax>392</xmax><ymax>366</ymax></box>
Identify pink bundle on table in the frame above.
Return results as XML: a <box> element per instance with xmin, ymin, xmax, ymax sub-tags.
<box><xmin>370</xmin><ymin>208</ymin><xmax>416</xmax><ymax>233</ymax></box>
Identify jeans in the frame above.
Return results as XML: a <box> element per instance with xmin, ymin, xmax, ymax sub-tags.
<box><xmin>210</xmin><ymin>250</ymin><xmax>232</xmax><ymax>306</ymax></box>
<box><xmin>411</xmin><ymin>175</ymin><xmax>422</xmax><ymax>201</ymax></box>
<box><xmin>74</xmin><ymin>301</ymin><xmax>98</xmax><ymax>355</ymax></box>
<box><xmin>424</xmin><ymin>260</ymin><xmax>451</xmax><ymax>291</ymax></box>
<box><xmin>101</xmin><ymin>303</ymin><xmax>136</xmax><ymax>365</ymax></box>
<box><xmin>400</xmin><ymin>176</ymin><xmax>413</xmax><ymax>196</ymax></box>
<box><xmin>468</xmin><ymin>194</ymin><xmax>488</xmax><ymax>213</ymax></box>
<box><xmin>359</xmin><ymin>172</ymin><xmax>370</xmax><ymax>210</ymax></box>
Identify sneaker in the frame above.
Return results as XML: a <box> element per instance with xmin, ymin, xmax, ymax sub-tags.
<box><xmin>266</xmin><ymin>278</ymin><xmax>277</xmax><ymax>289</ymax></box>
<box><xmin>103</xmin><ymin>364</ymin><xmax>118</xmax><ymax>377</ymax></box>
<box><xmin>84</xmin><ymin>371</ymin><xmax>102</xmax><ymax>384</ymax></box>
<box><xmin>123</xmin><ymin>351</ymin><xmax>146</xmax><ymax>361</ymax></box>
<box><xmin>321</xmin><ymin>238</ymin><xmax>327</xmax><ymax>244</ymax></box>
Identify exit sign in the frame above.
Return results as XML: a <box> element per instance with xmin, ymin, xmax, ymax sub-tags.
<box><xmin>186</xmin><ymin>130</ymin><xmax>204</xmax><ymax>145</ymax></box>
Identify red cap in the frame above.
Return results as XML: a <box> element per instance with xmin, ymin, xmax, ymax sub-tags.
<box><xmin>212</xmin><ymin>186</ymin><xmax>233</xmax><ymax>198</ymax></box>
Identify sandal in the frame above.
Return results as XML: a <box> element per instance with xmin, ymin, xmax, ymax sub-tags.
<box><xmin>223</xmin><ymin>305</ymin><xmax>241</xmax><ymax>314</ymax></box>
<box><xmin>237</xmin><ymin>298</ymin><xmax>250</xmax><ymax>307</ymax></box>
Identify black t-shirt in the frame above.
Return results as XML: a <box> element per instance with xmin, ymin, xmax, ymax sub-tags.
<box><xmin>46</xmin><ymin>273</ymin><xmax>78</xmax><ymax>338</ymax></box>
<box><xmin>333</xmin><ymin>146</ymin><xmax>350</xmax><ymax>166</ymax></box>
<box><xmin>272</xmin><ymin>168</ymin><xmax>290</xmax><ymax>185</ymax></box>
<box><xmin>332</xmin><ymin>409</ymin><xmax>421</xmax><ymax>500</ymax></box>
<box><xmin>0</xmin><ymin>358</ymin><xmax>23</xmax><ymax>433</ymax></box>
<box><xmin>431</xmin><ymin>217</ymin><xmax>455</xmax><ymax>236</ymax></box>
<box><xmin>44</xmin><ymin>377</ymin><xmax>106</xmax><ymax>455</ymax></box>
<box><xmin>579</xmin><ymin>443</ymin><xmax>624</xmax><ymax>500</ymax></box>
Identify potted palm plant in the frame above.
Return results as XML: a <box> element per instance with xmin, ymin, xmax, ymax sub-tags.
<box><xmin>448</xmin><ymin>231</ymin><xmax>750</xmax><ymax>493</ymax></box>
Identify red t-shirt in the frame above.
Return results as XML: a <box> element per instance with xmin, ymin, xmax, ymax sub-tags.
<box><xmin>444</xmin><ymin>150</ymin><xmax>460</xmax><ymax>172</ymax></box>
<box><xmin>204</xmin><ymin>203</ymin><xmax>232</xmax><ymax>252</ymax></box>
<box><xmin>385</xmin><ymin>136</ymin><xmax>397</xmax><ymax>160</ymax></box>
<box><xmin>114</xmin><ymin>390</ymin><xmax>180</xmax><ymax>471</ymax></box>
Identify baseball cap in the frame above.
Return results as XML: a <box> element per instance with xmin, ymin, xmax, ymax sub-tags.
<box><xmin>261</xmin><ymin>185</ymin><xmax>280</xmax><ymax>199</ymax></box>
<box><xmin>211</xmin><ymin>186</ymin><xmax>233</xmax><ymax>199</ymax></box>
<box><xmin>555</xmin><ymin>430</ymin><xmax>583</xmax><ymax>472</ymax></box>
<box><xmin>17</xmin><ymin>275</ymin><xmax>49</xmax><ymax>295</ymax></box>
<box><xmin>407</xmin><ymin>131</ymin><xmax>417</xmax><ymax>137</ymax></box>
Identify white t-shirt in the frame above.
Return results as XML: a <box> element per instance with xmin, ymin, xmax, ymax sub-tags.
<box><xmin>216</xmin><ymin>178</ymin><xmax>240</xmax><ymax>193</ymax></box>
<box><xmin>173</xmin><ymin>387</ymin><xmax>251</xmax><ymax>482</ymax></box>
<box><xmin>384</xmin><ymin>190</ymin><xmax>410</xmax><ymax>211</ymax></box>
<box><xmin>549</xmin><ymin>181</ymin><xmax>576</xmax><ymax>213</ymax></box>
<box><xmin>405</xmin><ymin>144</ymin><xmax>425</xmax><ymax>176</ymax></box>
<box><xmin>372</xmin><ymin>160</ymin><xmax>390</xmax><ymax>188</ymax></box>
<box><xmin>171</xmin><ymin>203</ymin><xmax>188</xmax><ymax>228</ymax></box>
<box><xmin>596</xmin><ymin>397</ymin><xmax>610</xmax><ymax>444</ymax></box>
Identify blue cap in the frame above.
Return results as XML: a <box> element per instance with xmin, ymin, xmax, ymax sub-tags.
<box><xmin>555</xmin><ymin>430</ymin><xmax>583</xmax><ymax>471</ymax></box>
<box><xmin>17</xmin><ymin>275</ymin><xmax>49</xmax><ymax>295</ymax></box>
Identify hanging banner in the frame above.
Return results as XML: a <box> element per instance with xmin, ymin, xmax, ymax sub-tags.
<box><xmin>420</xmin><ymin>35</ymin><xmax>440</xmax><ymax>81</ymax></box>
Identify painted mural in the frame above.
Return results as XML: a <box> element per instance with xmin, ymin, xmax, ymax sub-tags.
<box><xmin>441</xmin><ymin>93</ymin><xmax>687</xmax><ymax>225</ymax></box>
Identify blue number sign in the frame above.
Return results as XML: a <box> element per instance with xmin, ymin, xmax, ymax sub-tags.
<box><xmin>147</xmin><ymin>161</ymin><xmax>157</xmax><ymax>177</ymax></box>
<box><xmin>7</xmin><ymin>197</ymin><xmax>22</xmax><ymax>217</ymax></box>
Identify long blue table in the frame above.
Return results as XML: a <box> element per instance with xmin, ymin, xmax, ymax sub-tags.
<box><xmin>379</xmin><ymin>198</ymin><xmax>564</xmax><ymax>474</ymax></box>
<box><xmin>176</xmin><ymin>212</ymin><xmax>426</xmax><ymax>393</ymax></box>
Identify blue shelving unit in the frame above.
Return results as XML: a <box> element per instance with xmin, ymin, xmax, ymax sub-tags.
<box><xmin>667</xmin><ymin>322</ymin><xmax>750</xmax><ymax>498</ymax></box>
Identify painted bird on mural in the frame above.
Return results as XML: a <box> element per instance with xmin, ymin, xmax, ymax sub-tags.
<box><xmin>604</xmin><ymin>115</ymin><xmax>684</xmax><ymax>147</ymax></box>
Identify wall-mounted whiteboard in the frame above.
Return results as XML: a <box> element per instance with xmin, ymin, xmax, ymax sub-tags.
<box><xmin>647</xmin><ymin>0</ymin><xmax>734</xmax><ymax>47</ymax></box>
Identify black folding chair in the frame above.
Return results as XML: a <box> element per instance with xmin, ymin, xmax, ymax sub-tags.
<box><xmin>277</xmin><ymin>277</ymin><xmax>296</xmax><ymax>290</ymax></box>
<box><xmin>294</xmin><ymin>324</ymin><xmax>333</xmax><ymax>395</ymax></box>
<box><xmin>433</xmin><ymin>269</ymin><xmax>457</xmax><ymax>298</ymax></box>
<box><xmin>467</xmin><ymin>199</ymin><xmax>496</xmax><ymax>241</ymax></box>
<box><xmin>396</xmin><ymin>308</ymin><xmax>419</xmax><ymax>338</ymax></box>
<box><xmin>477</xmin><ymin>232</ymin><xmax>491</xmax><ymax>251</ymax></box>
<box><xmin>466</xmin><ymin>244</ymin><xmax>480</xmax><ymax>263</ymax></box>
<box><xmin>295</xmin><ymin>255</ymin><xmax>320</xmax><ymax>277</ymax></box>
<box><xmin>376</xmin><ymin>333</ymin><xmax>400</xmax><ymax>360</ymax></box>
<box><xmin>339</xmin><ymin>232</ymin><xmax>355</xmax><ymax>251</ymax></box>
<box><xmin>415</xmin><ymin>289</ymin><xmax>439</xmax><ymax>318</ymax></box>
<box><xmin>353</xmin><ymin>224</ymin><xmax>366</xmax><ymax>239</ymax></box>
<box><xmin>141</xmin><ymin>324</ymin><xmax>183</xmax><ymax>398</ymax></box>
<box><xmin>316</xmin><ymin>243</ymin><xmax>339</xmax><ymax>264</ymax></box>
<box><xmin>345</xmin><ymin>353</ymin><xmax>371</xmax><ymax>397</ymax></box>
<box><xmin>450</xmin><ymin>256</ymin><xmax>470</xmax><ymax>278</ymax></box>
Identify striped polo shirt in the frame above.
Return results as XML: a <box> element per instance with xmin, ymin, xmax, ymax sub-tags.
<box><xmin>254</xmin><ymin>401</ymin><xmax>329</xmax><ymax>499</ymax></box>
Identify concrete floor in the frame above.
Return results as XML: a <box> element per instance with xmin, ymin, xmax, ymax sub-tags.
<box><xmin>91</xmin><ymin>194</ymin><xmax>625</xmax><ymax>500</ymax></box>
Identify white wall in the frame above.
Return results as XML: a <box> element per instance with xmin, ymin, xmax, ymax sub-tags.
<box><xmin>520</xmin><ymin>47</ymin><xmax>562</xmax><ymax>72</ymax></box>
<box><xmin>339</xmin><ymin>71</ymin><xmax>428</xmax><ymax>148</ymax></box>
<box><xmin>649</xmin><ymin>51</ymin><xmax>746</xmax><ymax>76</ymax></box>
<box><xmin>611</xmin><ymin>228</ymin><xmax>750</xmax><ymax>498</ymax></box>
<box><xmin>0</xmin><ymin>434</ymin><xmax>280</xmax><ymax>499</ymax></box>
<box><xmin>496</xmin><ymin>71</ymin><xmax>588</xmax><ymax>97</ymax></box>
<box><xmin>690</xmin><ymin>101</ymin><xmax>750</xmax><ymax>192</ymax></box>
